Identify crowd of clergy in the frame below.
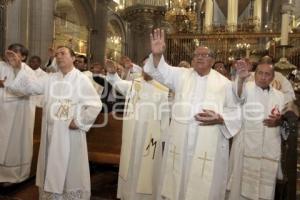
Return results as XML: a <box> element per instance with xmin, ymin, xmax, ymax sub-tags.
<box><xmin>0</xmin><ymin>28</ymin><xmax>298</xmax><ymax>200</ymax></box>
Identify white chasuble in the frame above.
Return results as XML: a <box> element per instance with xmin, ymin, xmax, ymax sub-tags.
<box><xmin>161</xmin><ymin>69</ymin><xmax>239</xmax><ymax>200</ymax></box>
<box><xmin>118</xmin><ymin>78</ymin><xmax>169</xmax><ymax>200</ymax></box>
<box><xmin>118</xmin><ymin>79</ymin><xmax>142</xmax><ymax>181</ymax></box>
<box><xmin>227</xmin><ymin>82</ymin><xmax>284</xmax><ymax>200</ymax></box>
<box><xmin>241</xmin><ymin>83</ymin><xmax>284</xmax><ymax>200</ymax></box>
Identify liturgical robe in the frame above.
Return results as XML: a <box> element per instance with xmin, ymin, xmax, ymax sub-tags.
<box><xmin>6</xmin><ymin>67</ymin><xmax>102</xmax><ymax>199</ymax></box>
<box><xmin>247</xmin><ymin>71</ymin><xmax>295</xmax><ymax>104</ymax></box>
<box><xmin>144</xmin><ymin>55</ymin><xmax>241</xmax><ymax>200</ymax></box>
<box><xmin>0</xmin><ymin>61</ymin><xmax>36</xmax><ymax>183</ymax></box>
<box><xmin>227</xmin><ymin>81</ymin><xmax>285</xmax><ymax>200</ymax></box>
<box><xmin>117</xmin><ymin>77</ymin><xmax>170</xmax><ymax>200</ymax></box>
<box><xmin>32</xmin><ymin>67</ymin><xmax>47</xmax><ymax>107</ymax></box>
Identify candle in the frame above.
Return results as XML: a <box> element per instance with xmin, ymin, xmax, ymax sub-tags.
<box><xmin>281</xmin><ymin>13</ymin><xmax>289</xmax><ymax>45</ymax></box>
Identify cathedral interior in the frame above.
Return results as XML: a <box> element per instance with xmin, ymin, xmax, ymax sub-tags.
<box><xmin>0</xmin><ymin>0</ymin><xmax>300</xmax><ymax>199</ymax></box>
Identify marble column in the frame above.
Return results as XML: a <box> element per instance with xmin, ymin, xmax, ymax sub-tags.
<box><xmin>28</xmin><ymin>0</ymin><xmax>54</xmax><ymax>62</ymax></box>
<box><xmin>89</xmin><ymin>0</ymin><xmax>109</xmax><ymax>65</ymax></box>
<box><xmin>0</xmin><ymin>4</ymin><xmax>7</xmax><ymax>56</ymax></box>
<box><xmin>253</xmin><ymin>0</ymin><xmax>262</xmax><ymax>32</ymax></box>
<box><xmin>204</xmin><ymin>0</ymin><xmax>213</xmax><ymax>33</ymax></box>
<box><xmin>227</xmin><ymin>0</ymin><xmax>238</xmax><ymax>32</ymax></box>
<box><xmin>6</xmin><ymin>0</ymin><xmax>30</xmax><ymax>48</ymax></box>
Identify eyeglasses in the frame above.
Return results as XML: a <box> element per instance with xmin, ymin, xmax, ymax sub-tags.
<box><xmin>193</xmin><ymin>53</ymin><xmax>211</xmax><ymax>58</ymax></box>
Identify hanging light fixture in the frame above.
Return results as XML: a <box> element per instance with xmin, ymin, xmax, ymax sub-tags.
<box><xmin>165</xmin><ymin>0</ymin><xmax>197</xmax><ymax>33</ymax></box>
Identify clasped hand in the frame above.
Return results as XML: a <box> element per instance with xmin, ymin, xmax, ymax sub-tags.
<box><xmin>194</xmin><ymin>109</ymin><xmax>224</xmax><ymax>126</ymax></box>
<box><xmin>263</xmin><ymin>113</ymin><xmax>282</xmax><ymax>127</ymax></box>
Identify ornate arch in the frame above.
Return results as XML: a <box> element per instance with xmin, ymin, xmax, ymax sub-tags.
<box><xmin>106</xmin><ymin>11</ymin><xmax>126</xmax><ymax>60</ymax></box>
<box><xmin>54</xmin><ymin>0</ymin><xmax>94</xmax><ymax>54</ymax></box>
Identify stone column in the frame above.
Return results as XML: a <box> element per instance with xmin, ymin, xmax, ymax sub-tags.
<box><xmin>6</xmin><ymin>0</ymin><xmax>30</xmax><ymax>47</ymax></box>
<box><xmin>89</xmin><ymin>0</ymin><xmax>109</xmax><ymax>65</ymax></box>
<box><xmin>28</xmin><ymin>0</ymin><xmax>55</xmax><ymax>62</ymax></box>
<box><xmin>0</xmin><ymin>3</ymin><xmax>7</xmax><ymax>56</ymax></box>
<box><xmin>227</xmin><ymin>0</ymin><xmax>238</xmax><ymax>32</ymax></box>
<box><xmin>204</xmin><ymin>0</ymin><xmax>213</xmax><ymax>33</ymax></box>
<box><xmin>123</xmin><ymin>5</ymin><xmax>165</xmax><ymax>63</ymax></box>
<box><xmin>253</xmin><ymin>0</ymin><xmax>262</xmax><ymax>31</ymax></box>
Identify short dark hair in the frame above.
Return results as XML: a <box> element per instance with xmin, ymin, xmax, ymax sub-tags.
<box><xmin>76</xmin><ymin>55</ymin><xmax>88</xmax><ymax>64</ymax></box>
<box><xmin>56</xmin><ymin>46</ymin><xmax>76</xmax><ymax>57</ymax></box>
<box><xmin>8</xmin><ymin>43</ymin><xmax>29</xmax><ymax>62</ymax></box>
<box><xmin>212</xmin><ymin>61</ymin><xmax>225</xmax><ymax>68</ymax></box>
<box><xmin>29</xmin><ymin>55</ymin><xmax>42</xmax><ymax>64</ymax></box>
<box><xmin>260</xmin><ymin>55</ymin><xmax>274</xmax><ymax>64</ymax></box>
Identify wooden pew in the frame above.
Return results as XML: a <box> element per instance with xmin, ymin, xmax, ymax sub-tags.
<box><xmin>31</xmin><ymin>110</ymin><xmax>123</xmax><ymax>178</ymax></box>
<box><xmin>87</xmin><ymin>113</ymin><xmax>123</xmax><ymax>165</ymax></box>
<box><xmin>30</xmin><ymin>107</ymin><xmax>42</xmax><ymax>177</ymax></box>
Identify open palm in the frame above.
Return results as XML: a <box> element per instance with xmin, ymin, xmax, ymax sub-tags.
<box><xmin>5</xmin><ymin>50</ymin><xmax>22</xmax><ymax>69</ymax></box>
<box><xmin>150</xmin><ymin>29</ymin><xmax>166</xmax><ymax>56</ymax></box>
<box><xmin>235</xmin><ymin>59</ymin><xmax>250</xmax><ymax>79</ymax></box>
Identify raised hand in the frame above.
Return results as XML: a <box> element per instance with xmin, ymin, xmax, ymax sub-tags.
<box><xmin>150</xmin><ymin>29</ymin><xmax>166</xmax><ymax>57</ymax></box>
<box><xmin>48</xmin><ymin>47</ymin><xmax>55</xmax><ymax>58</ymax></box>
<box><xmin>5</xmin><ymin>50</ymin><xmax>22</xmax><ymax>69</ymax></box>
<box><xmin>235</xmin><ymin>59</ymin><xmax>250</xmax><ymax>80</ymax></box>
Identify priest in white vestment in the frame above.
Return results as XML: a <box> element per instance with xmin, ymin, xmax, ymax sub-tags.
<box><xmin>0</xmin><ymin>44</ymin><xmax>36</xmax><ymax>184</ymax></box>
<box><xmin>244</xmin><ymin>56</ymin><xmax>295</xmax><ymax>104</ymax></box>
<box><xmin>116</xmin><ymin>71</ymin><xmax>170</xmax><ymax>200</ymax></box>
<box><xmin>226</xmin><ymin>61</ymin><xmax>285</xmax><ymax>200</ymax></box>
<box><xmin>143</xmin><ymin>29</ymin><xmax>241</xmax><ymax>200</ymax></box>
<box><xmin>4</xmin><ymin>46</ymin><xmax>102</xmax><ymax>199</ymax></box>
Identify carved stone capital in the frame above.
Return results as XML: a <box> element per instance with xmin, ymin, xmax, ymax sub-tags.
<box><xmin>121</xmin><ymin>5</ymin><xmax>165</xmax><ymax>33</ymax></box>
<box><xmin>281</xmin><ymin>3</ymin><xmax>294</xmax><ymax>14</ymax></box>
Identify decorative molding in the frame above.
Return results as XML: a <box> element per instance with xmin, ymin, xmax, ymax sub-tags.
<box><xmin>121</xmin><ymin>4</ymin><xmax>165</xmax><ymax>22</ymax></box>
<box><xmin>120</xmin><ymin>5</ymin><xmax>165</xmax><ymax>33</ymax></box>
<box><xmin>0</xmin><ymin>0</ymin><xmax>14</xmax><ymax>8</ymax></box>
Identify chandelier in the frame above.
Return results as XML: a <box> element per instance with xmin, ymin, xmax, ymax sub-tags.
<box><xmin>109</xmin><ymin>36</ymin><xmax>122</xmax><ymax>45</ymax></box>
<box><xmin>165</xmin><ymin>0</ymin><xmax>197</xmax><ymax>33</ymax></box>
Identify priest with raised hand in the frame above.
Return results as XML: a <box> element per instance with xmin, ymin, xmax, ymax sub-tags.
<box><xmin>143</xmin><ymin>28</ymin><xmax>241</xmax><ymax>200</ymax></box>
<box><xmin>226</xmin><ymin>60</ymin><xmax>285</xmax><ymax>200</ymax></box>
<box><xmin>4</xmin><ymin>46</ymin><xmax>102</xmax><ymax>200</ymax></box>
<box><xmin>117</xmin><ymin>56</ymin><xmax>170</xmax><ymax>200</ymax></box>
<box><xmin>0</xmin><ymin>43</ymin><xmax>36</xmax><ymax>185</ymax></box>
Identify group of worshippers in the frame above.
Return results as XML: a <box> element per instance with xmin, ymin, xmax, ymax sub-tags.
<box><xmin>114</xmin><ymin>29</ymin><xmax>297</xmax><ymax>200</ymax></box>
<box><xmin>0</xmin><ymin>42</ymin><xmax>154</xmax><ymax>200</ymax></box>
<box><xmin>0</xmin><ymin>25</ymin><xmax>297</xmax><ymax>200</ymax></box>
